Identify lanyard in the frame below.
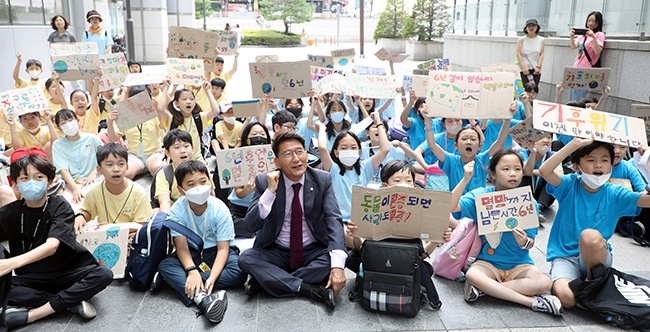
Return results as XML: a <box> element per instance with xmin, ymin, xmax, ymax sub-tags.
<box><xmin>183</xmin><ymin>116</ymin><xmax>193</xmax><ymax>133</ymax></box>
<box><xmin>101</xmin><ymin>181</ymin><xmax>134</xmax><ymax>224</ymax></box>
<box><xmin>21</xmin><ymin>199</ymin><xmax>49</xmax><ymax>253</ymax></box>
<box><xmin>28</xmin><ymin>130</ymin><xmax>45</xmax><ymax>148</ymax></box>
<box><xmin>65</xmin><ymin>137</ymin><xmax>82</xmax><ymax>174</ymax></box>
<box><xmin>137</xmin><ymin>124</ymin><xmax>144</xmax><ymax>143</ymax></box>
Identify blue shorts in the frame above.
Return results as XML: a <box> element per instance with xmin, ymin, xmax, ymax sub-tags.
<box><xmin>550</xmin><ymin>251</ymin><xmax>613</xmax><ymax>281</ymax></box>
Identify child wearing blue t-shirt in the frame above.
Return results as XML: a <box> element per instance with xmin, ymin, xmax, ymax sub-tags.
<box><xmin>539</xmin><ymin>136</ymin><xmax>650</xmax><ymax>309</ymax></box>
<box><xmin>450</xmin><ymin>149</ymin><xmax>562</xmax><ymax>315</ymax></box>
<box><xmin>157</xmin><ymin>160</ymin><xmax>246</xmax><ymax>324</ymax></box>
<box><xmin>317</xmin><ymin>112</ymin><xmax>388</xmax><ymax>222</ymax></box>
<box><xmin>519</xmin><ymin>133</ymin><xmax>561</xmax><ymax>218</ymax></box>
<box><xmin>400</xmin><ymin>89</ymin><xmax>435</xmax><ymax>150</ymax></box>
<box><xmin>308</xmin><ymin>98</ymin><xmax>352</xmax><ymax>151</ymax></box>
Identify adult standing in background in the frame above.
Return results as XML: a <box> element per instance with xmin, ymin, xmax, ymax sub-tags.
<box><xmin>81</xmin><ymin>10</ymin><xmax>113</xmax><ymax>55</ymax></box>
<box><xmin>47</xmin><ymin>15</ymin><xmax>76</xmax><ymax>45</ymax></box>
<box><xmin>516</xmin><ymin>18</ymin><xmax>545</xmax><ymax>86</ymax></box>
<box><xmin>568</xmin><ymin>11</ymin><xmax>605</xmax><ymax>101</ymax></box>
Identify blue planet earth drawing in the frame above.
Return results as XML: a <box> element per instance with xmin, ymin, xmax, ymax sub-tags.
<box><xmin>262</xmin><ymin>83</ymin><xmax>272</xmax><ymax>94</ymax></box>
<box><xmin>106</xmin><ymin>226</ymin><xmax>120</xmax><ymax>239</ymax></box>
<box><xmin>53</xmin><ymin>60</ymin><xmax>68</xmax><ymax>74</ymax></box>
<box><xmin>93</xmin><ymin>243</ymin><xmax>121</xmax><ymax>269</ymax></box>
<box><xmin>505</xmin><ymin>218</ymin><xmax>518</xmax><ymax>229</ymax></box>
<box><xmin>338</xmin><ymin>58</ymin><xmax>349</xmax><ymax>66</ymax></box>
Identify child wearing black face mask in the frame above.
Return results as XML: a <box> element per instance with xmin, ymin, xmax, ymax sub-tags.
<box><xmin>227</xmin><ymin>122</ymin><xmax>271</xmax><ymax>237</ymax></box>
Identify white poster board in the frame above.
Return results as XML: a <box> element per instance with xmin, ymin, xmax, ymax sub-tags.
<box><xmin>563</xmin><ymin>67</ymin><xmax>610</xmax><ymax>91</ymax></box>
<box><xmin>249</xmin><ymin>61</ymin><xmax>312</xmax><ymax>98</ymax></box>
<box><xmin>51</xmin><ymin>42</ymin><xmax>100</xmax><ymax>80</ymax></box>
<box><xmin>166</xmin><ymin>58</ymin><xmax>205</xmax><ymax>86</ymax></box>
<box><xmin>313</xmin><ymin>73</ymin><xmax>356</xmax><ymax>96</ymax></box>
<box><xmin>346</xmin><ymin>73</ymin><xmax>398</xmax><ymax>99</ymax></box>
<box><xmin>480</xmin><ymin>63</ymin><xmax>524</xmax><ymax>97</ymax></box>
<box><xmin>310</xmin><ymin>66</ymin><xmax>345</xmax><ymax>84</ymax></box>
<box><xmin>0</xmin><ymin>86</ymin><xmax>49</xmax><ymax>118</ymax></box>
<box><xmin>215</xmin><ymin>145</ymin><xmax>276</xmax><ymax>188</ymax></box>
<box><xmin>475</xmin><ymin>187</ymin><xmax>539</xmax><ymax>236</ymax></box>
<box><xmin>122</xmin><ymin>71</ymin><xmax>167</xmax><ymax>87</ymax></box>
<box><xmin>97</xmin><ymin>53</ymin><xmax>128</xmax><ymax>92</ymax></box>
<box><xmin>374</xmin><ymin>47</ymin><xmax>409</xmax><ymax>63</ymax></box>
<box><xmin>112</xmin><ymin>91</ymin><xmax>158</xmax><ymax>131</ymax></box>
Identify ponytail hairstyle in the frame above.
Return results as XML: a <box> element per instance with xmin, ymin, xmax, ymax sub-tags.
<box><xmin>166</xmin><ymin>88</ymin><xmax>203</xmax><ymax>128</ymax></box>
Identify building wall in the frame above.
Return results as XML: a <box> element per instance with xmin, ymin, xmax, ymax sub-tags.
<box><xmin>443</xmin><ymin>34</ymin><xmax>650</xmax><ymax>114</ymax></box>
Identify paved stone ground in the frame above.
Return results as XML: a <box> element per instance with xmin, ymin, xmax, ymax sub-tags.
<box><xmin>17</xmin><ymin>43</ymin><xmax>650</xmax><ymax>331</ymax></box>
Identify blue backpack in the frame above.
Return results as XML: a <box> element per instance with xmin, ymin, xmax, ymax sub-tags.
<box><xmin>126</xmin><ymin>212</ymin><xmax>203</xmax><ymax>290</ymax></box>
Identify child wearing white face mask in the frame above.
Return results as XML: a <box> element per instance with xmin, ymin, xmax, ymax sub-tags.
<box><xmin>157</xmin><ymin>160</ymin><xmax>246</xmax><ymax>324</ymax></box>
<box><xmin>12</xmin><ymin>52</ymin><xmax>45</xmax><ymax>90</ymax></box>
<box><xmin>316</xmin><ymin>112</ymin><xmax>389</xmax><ymax>223</ymax></box>
<box><xmin>519</xmin><ymin>133</ymin><xmax>562</xmax><ymax>220</ymax></box>
<box><xmin>52</xmin><ymin>109</ymin><xmax>104</xmax><ymax>206</ymax></box>
<box><xmin>211</xmin><ymin>100</ymin><xmax>247</xmax><ymax>151</ymax></box>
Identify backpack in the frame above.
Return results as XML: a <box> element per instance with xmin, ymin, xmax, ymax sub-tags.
<box><xmin>0</xmin><ymin>245</ymin><xmax>11</xmax><ymax>332</ymax></box>
<box><xmin>358</xmin><ymin>238</ymin><xmax>441</xmax><ymax>317</ymax></box>
<box><xmin>424</xmin><ymin>164</ymin><xmax>449</xmax><ymax>191</ymax></box>
<box><xmin>569</xmin><ymin>264</ymin><xmax>650</xmax><ymax>330</ymax></box>
<box><xmin>150</xmin><ymin>164</ymin><xmax>174</xmax><ymax>209</ymax></box>
<box><xmin>432</xmin><ymin>218</ymin><xmax>482</xmax><ymax>282</ymax></box>
<box><xmin>169</xmin><ymin>113</ymin><xmax>210</xmax><ymax>158</ymax></box>
<box><xmin>84</xmin><ymin>30</ymin><xmax>109</xmax><ymax>39</ymax></box>
<box><xmin>126</xmin><ymin>212</ymin><xmax>203</xmax><ymax>290</ymax></box>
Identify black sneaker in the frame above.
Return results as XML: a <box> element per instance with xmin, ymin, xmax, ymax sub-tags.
<box><xmin>69</xmin><ymin>301</ymin><xmax>97</xmax><ymax>320</ymax></box>
<box><xmin>4</xmin><ymin>307</ymin><xmax>29</xmax><ymax>329</ymax></box>
<box><xmin>199</xmin><ymin>290</ymin><xmax>228</xmax><ymax>323</ymax></box>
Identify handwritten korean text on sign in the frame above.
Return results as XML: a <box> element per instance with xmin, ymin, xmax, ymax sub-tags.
<box><xmin>98</xmin><ymin>53</ymin><xmax>128</xmax><ymax>92</ymax></box>
<box><xmin>51</xmin><ymin>42</ymin><xmax>100</xmax><ymax>80</ymax></box>
<box><xmin>0</xmin><ymin>86</ymin><xmax>49</xmax><ymax>118</ymax></box>
<box><xmin>112</xmin><ymin>91</ymin><xmax>158</xmax><ymax>131</ymax></box>
<box><xmin>249</xmin><ymin>61</ymin><xmax>311</xmax><ymax>98</ymax></box>
<box><xmin>475</xmin><ymin>187</ymin><xmax>539</xmax><ymax>236</ymax></box>
<box><xmin>166</xmin><ymin>58</ymin><xmax>204</xmax><ymax>86</ymax></box>
<box><xmin>563</xmin><ymin>67</ymin><xmax>610</xmax><ymax>91</ymax></box>
<box><xmin>215</xmin><ymin>145</ymin><xmax>276</xmax><ymax>188</ymax></box>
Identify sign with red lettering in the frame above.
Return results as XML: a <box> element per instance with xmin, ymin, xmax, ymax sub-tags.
<box><xmin>563</xmin><ymin>67</ymin><xmax>610</xmax><ymax>91</ymax></box>
<box><xmin>475</xmin><ymin>187</ymin><xmax>539</xmax><ymax>236</ymax></box>
<box><xmin>112</xmin><ymin>91</ymin><xmax>157</xmax><ymax>131</ymax></box>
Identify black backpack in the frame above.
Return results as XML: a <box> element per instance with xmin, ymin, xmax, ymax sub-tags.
<box><xmin>0</xmin><ymin>245</ymin><xmax>11</xmax><ymax>332</ymax></box>
<box><xmin>569</xmin><ymin>264</ymin><xmax>650</xmax><ymax>330</ymax></box>
<box><xmin>150</xmin><ymin>164</ymin><xmax>174</xmax><ymax>209</ymax></box>
<box><xmin>358</xmin><ymin>238</ymin><xmax>441</xmax><ymax>317</ymax></box>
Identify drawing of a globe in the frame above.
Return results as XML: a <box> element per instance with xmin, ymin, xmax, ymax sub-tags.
<box><xmin>505</xmin><ymin>218</ymin><xmax>518</xmax><ymax>229</ymax></box>
<box><xmin>93</xmin><ymin>243</ymin><xmax>121</xmax><ymax>268</ymax></box>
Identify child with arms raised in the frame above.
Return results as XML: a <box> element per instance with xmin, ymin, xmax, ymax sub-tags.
<box><xmin>8</xmin><ymin>110</ymin><xmax>58</xmax><ymax>160</ymax></box>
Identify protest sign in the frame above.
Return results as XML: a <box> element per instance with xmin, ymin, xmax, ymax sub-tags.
<box><xmin>51</xmin><ymin>42</ymin><xmax>100</xmax><ymax>80</ymax></box>
<box><xmin>249</xmin><ymin>61</ymin><xmax>311</xmax><ymax>98</ymax></box>
<box><xmin>168</xmin><ymin>26</ymin><xmax>220</xmax><ymax>61</ymax></box>
<box><xmin>563</xmin><ymin>67</ymin><xmax>610</xmax><ymax>91</ymax></box>
<box><xmin>427</xmin><ymin>71</ymin><xmax>515</xmax><ymax>119</ymax></box>
<box><xmin>331</xmin><ymin>48</ymin><xmax>355</xmax><ymax>68</ymax></box>
<box><xmin>0</xmin><ymin>86</ymin><xmax>49</xmax><ymax>118</ymax></box>
<box><xmin>215</xmin><ymin>145</ymin><xmax>276</xmax><ymax>188</ymax></box>
<box><xmin>310</xmin><ymin>66</ymin><xmax>345</xmax><ymax>84</ymax></box>
<box><xmin>480</xmin><ymin>63</ymin><xmax>524</xmax><ymax>96</ymax></box>
<box><xmin>351</xmin><ymin>185</ymin><xmax>451</xmax><ymax>242</ymax></box>
<box><xmin>630</xmin><ymin>104</ymin><xmax>650</xmax><ymax>143</ymax></box>
<box><xmin>413</xmin><ymin>69</ymin><xmax>430</xmax><ymax>76</ymax></box>
<box><xmin>475</xmin><ymin>187</ymin><xmax>539</xmax><ymax>236</ymax></box>
<box><xmin>112</xmin><ymin>90</ymin><xmax>157</xmax><ymax>131</ymax></box>
<box><xmin>256</xmin><ymin>55</ymin><xmax>279</xmax><ymax>63</ymax></box>
<box><xmin>123</xmin><ymin>71</ymin><xmax>167</xmax><ymax>87</ymax></box>
<box><xmin>166</xmin><ymin>58</ymin><xmax>204</xmax><ymax>86</ymax></box>
<box><xmin>353</xmin><ymin>64</ymin><xmax>385</xmax><ymax>75</ymax></box>
<box><xmin>533</xmin><ymin>101</ymin><xmax>648</xmax><ymax>148</ymax></box>
<box><xmin>402</xmin><ymin>75</ymin><xmax>413</xmax><ymax>94</ymax></box>
<box><xmin>374</xmin><ymin>47</ymin><xmax>409</xmax><ymax>63</ymax></box>
<box><xmin>212</xmin><ymin>29</ymin><xmax>240</xmax><ymax>55</ymax></box>
<box><xmin>417</xmin><ymin>58</ymin><xmax>451</xmax><ymax>71</ymax></box>
<box><xmin>308</xmin><ymin>54</ymin><xmax>334</xmax><ymax>68</ymax></box>
<box><xmin>313</xmin><ymin>73</ymin><xmax>356</xmax><ymax>95</ymax></box>
<box><xmin>97</xmin><ymin>53</ymin><xmax>128</xmax><ymax>92</ymax></box>
<box><xmin>509</xmin><ymin>117</ymin><xmax>549</xmax><ymax>147</ymax></box>
<box><xmin>411</xmin><ymin>75</ymin><xmax>429</xmax><ymax>97</ymax></box>
<box><xmin>77</xmin><ymin>223</ymin><xmax>141</xmax><ymax>279</ymax></box>
<box><xmin>346</xmin><ymin>73</ymin><xmax>398</xmax><ymax>99</ymax></box>
<box><xmin>232</xmin><ymin>99</ymin><xmax>262</xmax><ymax>118</ymax></box>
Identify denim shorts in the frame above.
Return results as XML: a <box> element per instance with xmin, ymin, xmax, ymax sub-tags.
<box><xmin>550</xmin><ymin>251</ymin><xmax>613</xmax><ymax>281</ymax></box>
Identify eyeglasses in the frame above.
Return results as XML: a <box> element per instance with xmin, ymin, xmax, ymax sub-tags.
<box><xmin>280</xmin><ymin>147</ymin><xmax>305</xmax><ymax>159</ymax></box>
<box><xmin>281</xmin><ymin>124</ymin><xmax>297</xmax><ymax>131</ymax></box>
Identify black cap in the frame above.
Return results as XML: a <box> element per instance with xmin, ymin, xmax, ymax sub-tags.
<box><xmin>525</xmin><ymin>18</ymin><xmax>539</xmax><ymax>27</ymax></box>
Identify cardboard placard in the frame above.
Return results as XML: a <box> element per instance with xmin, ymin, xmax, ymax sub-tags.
<box><xmin>346</xmin><ymin>73</ymin><xmax>398</xmax><ymax>99</ymax></box>
<box><xmin>212</xmin><ymin>29</ymin><xmax>240</xmax><ymax>55</ymax></box>
<box><xmin>509</xmin><ymin>117</ymin><xmax>549</xmax><ymax>147</ymax></box>
<box><xmin>249</xmin><ymin>61</ymin><xmax>311</xmax><ymax>98</ymax></box>
<box><xmin>374</xmin><ymin>47</ymin><xmax>409</xmax><ymax>63</ymax></box>
<box><xmin>353</xmin><ymin>64</ymin><xmax>385</xmax><ymax>76</ymax></box>
<box><xmin>313</xmin><ymin>73</ymin><xmax>356</xmax><ymax>96</ymax></box>
<box><xmin>331</xmin><ymin>48</ymin><xmax>355</xmax><ymax>68</ymax></box>
<box><xmin>166</xmin><ymin>58</ymin><xmax>204</xmax><ymax>86</ymax></box>
<box><xmin>411</xmin><ymin>75</ymin><xmax>429</xmax><ymax>97</ymax></box>
<box><xmin>413</xmin><ymin>69</ymin><xmax>430</xmax><ymax>76</ymax></box>
<box><xmin>308</xmin><ymin>54</ymin><xmax>334</xmax><ymax>68</ymax></box>
<box><xmin>50</xmin><ymin>42</ymin><xmax>100</xmax><ymax>80</ymax></box>
<box><xmin>533</xmin><ymin>101</ymin><xmax>648</xmax><ymax>148</ymax></box>
<box><xmin>629</xmin><ymin>104</ymin><xmax>650</xmax><ymax>143</ymax></box>
<box><xmin>310</xmin><ymin>66</ymin><xmax>345</xmax><ymax>84</ymax></box>
<box><xmin>232</xmin><ymin>99</ymin><xmax>262</xmax><ymax>118</ymax></box>
<box><xmin>427</xmin><ymin>71</ymin><xmax>515</xmax><ymax>119</ymax></box>
<box><xmin>215</xmin><ymin>145</ymin><xmax>276</xmax><ymax>188</ymax></box>
<box><xmin>417</xmin><ymin>58</ymin><xmax>451</xmax><ymax>71</ymax></box>
<box><xmin>402</xmin><ymin>75</ymin><xmax>413</xmax><ymax>93</ymax></box>
<box><xmin>350</xmin><ymin>185</ymin><xmax>451</xmax><ymax>242</ymax></box>
<box><xmin>168</xmin><ymin>26</ymin><xmax>220</xmax><ymax>61</ymax></box>
<box><xmin>77</xmin><ymin>223</ymin><xmax>141</xmax><ymax>279</ymax></box>
<box><xmin>123</xmin><ymin>71</ymin><xmax>167</xmax><ymax>87</ymax></box>
<box><xmin>563</xmin><ymin>67</ymin><xmax>610</xmax><ymax>91</ymax></box>
<box><xmin>480</xmin><ymin>63</ymin><xmax>524</xmax><ymax>97</ymax></box>
<box><xmin>0</xmin><ymin>86</ymin><xmax>49</xmax><ymax>118</ymax></box>
<box><xmin>97</xmin><ymin>53</ymin><xmax>128</xmax><ymax>92</ymax></box>
<box><xmin>256</xmin><ymin>55</ymin><xmax>279</xmax><ymax>63</ymax></box>
<box><xmin>112</xmin><ymin>91</ymin><xmax>158</xmax><ymax>131</ymax></box>
<box><xmin>475</xmin><ymin>187</ymin><xmax>539</xmax><ymax>236</ymax></box>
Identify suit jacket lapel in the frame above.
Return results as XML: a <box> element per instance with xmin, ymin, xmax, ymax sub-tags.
<box><xmin>303</xmin><ymin>170</ymin><xmax>316</xmax><ymax>226</ymax></box>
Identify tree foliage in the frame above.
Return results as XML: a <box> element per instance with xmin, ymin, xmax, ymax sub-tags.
<box><xmin>402</xmin><ymin>0</ymin><xmax>451</xmax><ymax>41</ymax></box>
<box><xmin>195</xmin><ymin>0</ymin><xmax>221</xmax><ymax>19</ymax></box>
<box><xmin>373</xmin><ymin>0</ymin><xmax>409</xmax><ymax>40</ymax></box>
<box><xmin>259</xmin><ymin>0</ymin><xmax>312</xmax><ymax>35</ymax></box>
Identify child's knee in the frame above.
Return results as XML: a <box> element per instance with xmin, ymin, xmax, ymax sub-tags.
<box><xmin>552</xmin><ymin>280</ymin><xmax>576</xmax><ymax>308</ymax></box>
<box><xmin>534</xmin><ymin>274</ymin><xmax>553</xmax><ymax>293</ymax></box>
<box><xmin>579</xmin><ymin>229</ymin><xmax>607</xmax><ymax>253</ymax></box>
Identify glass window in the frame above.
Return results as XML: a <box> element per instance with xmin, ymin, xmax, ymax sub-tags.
<box><xmin>454</xmin><ymin>3</ymin><xmax>466</xmax><ymax>33</ymax></box>
<box><xmin>491</xmin><ymin>0</ymin><xmax>510</xmax><ymax>36</ymax></box>
<box><xmin>466</xmin><ymin>0</ymin><xmax>479</xmax><ymax>34</ymax></box>
<box><xmin>477</xmin><ymin>1</ymin><xmax>491</xmax><ymax>35</ymax></box>
<box><xmin>547</xmin><ymin>0</ymin><xmax>573</xmax><ymax>36</ymax></box>
<box><xmin>604</xmin><ymin>0</ymin><xmax>643</xmax><ymax>35</ymax></box>
<box><xmin>10</xmin><ymin>0</ymin><xmax>45</xmax><ymax>25</ymax></box>
<box><xmin>0</xmin><ymin>1</ymin><xmax>12</xmax><ymax>24</ymax></box>
<box><xmin>43</xmin><ymin>0</ymin><xmax>65</xmax><ymax>24</ymax></box>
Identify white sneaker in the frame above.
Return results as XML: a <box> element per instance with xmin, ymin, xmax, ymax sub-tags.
<box><xmin>200</xmin><ymin>290</ymin><xmax>228</xmax><ymax>323</ymax></box>
<box><xmin>69</xmin><ymin>301</ymin><xmax>97</xmax><ymax>320</ymax></box>
<box><xmin>463</xmin><ymin>281</ymin><xmax>483</xmax><ymax>302</ymax></box>
<box><xmin>532</xmin><ymin>295</ymin><xmax>563</xmax><ymax>315</ymax></box>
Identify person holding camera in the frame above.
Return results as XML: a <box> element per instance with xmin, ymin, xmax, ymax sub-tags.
<box><xmin>568</xmin><ymin>11</ymin><xmax>605</xmax><ymax>102</ymax></box>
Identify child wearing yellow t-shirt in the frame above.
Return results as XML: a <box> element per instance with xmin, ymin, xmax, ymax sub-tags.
<box><xmin>74</xmin><ymin>143</ymin><xmax>152</xmax><ymax>233</ymax></box>
<box><xmin>69</xmin><ymin>69</ymin><xmax>103</xmax><ymax>135</ymax></box>
<box><xmin>212</xmin><ymin>101</ymin><xmax>245</xmax><ymax>150</ymax></box>
<box><xmin>7</xmin><ymin>110</ymin><xmax>59</xmax><ymax>160</ymax></box>
<box><xmin>12</xmin><ymin>52</ymin><xmax>45</xmax><ymax>90</ymax></box>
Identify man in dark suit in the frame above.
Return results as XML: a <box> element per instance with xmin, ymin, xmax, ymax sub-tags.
<box><xmin>238</xmin><ymin>132</ymin><xmax>346</xmax><ymax>308</ymax></box>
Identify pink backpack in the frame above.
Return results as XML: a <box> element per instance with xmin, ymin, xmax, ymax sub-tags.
<box><xmin>432</xmin><ymin>218</ymin><xmax>483</xmax><ymax>282</ymax></box>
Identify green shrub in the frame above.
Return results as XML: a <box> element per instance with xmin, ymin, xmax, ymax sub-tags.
<box><xmin>402</xmin><ymin>0</ymin><xmax>451</xmax><ymax>41</ymax></box>
<box><xmin>373</xmin><ymin>0</ymin><xmax>409</xmax><ymax>40</ymax></box>
<box><xmin>242</xmin><ymin>30</ymin><xmax>302</xmax><ymax>46</ymax></box>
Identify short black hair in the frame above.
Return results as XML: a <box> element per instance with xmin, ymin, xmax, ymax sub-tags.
<box><xmin>272</xmin><ymin>111</ymin><xmax>297</xmax><ymax>128</ymax></box>
<box><xmin>25</xmin><ymin>59</ymin><xmax>42</xmax><ymax>70</ymax></box>
<box><xmin>210</xmin><ymin>78</ymin><xmax>226</xmax><ymax>89</ymax></box>
<box><xmin>566</xmin><ymin>100</ymin><xmax>586</xmax><ymax>108</ymax></box>
<box><xmin>581</xmin><ymin>96</ymin><xmax>598</xmax><ymax>106</ymax></box>
<box><xmin>381</xmin><ymin>160</ymin><xmax>415</xmax><ymax>183</ymax></box>
<box><xmin>284</xmin><ymin>98</ymin><xmax>304</xmax><ymax>108</ymax></box>
<box><xmin>488</xmin><ymin>148</ymin><xmax>524</xmax><ymax>173</ymax></box>
<box><xmin>128</xmin><ymin>85</ymin><xmax>151</xmax><ymax>98</ymax></box>
<box><xmin>524</xmin><ymin>82</ymin><xmax>539</xmax><ymax>94</ymax></box>
<box><xmin>174</xmin><ymin>160</ymin><xmax>209</xmax><ymax>186</ymax></box>
<box><xmin>10</xmin><ymin>154</ymin><xmax>56</xmax><ymax>183</ymax></box>
<box><xmin>240</xmin><ymin>122</ymin><xmax>270</xmax><ymax>147</ymax></box>
<box><xmin>127</xmin><ymin>60</ymin><xmax>142</xmax><ymax>72</ymax></box>
<box><xmin>214</xmin><ymin>56</ymin><xmax>225</xmax><ymax>64</ymax></box>
<box><xmin>571</xmin><ymin>141</ymin><xmax>614</xmax><ymax>166</ymax></box>
<box><xmin>96</xmin><ymin>142</ymin><xmax>128</xmax><ymax>165</ymax></box>
<box><xmin>69</xmin><ymin>89</ymin><xmax>89</xmax><ymax>103</ymax></box>
<box><xmin>45</xmin><ymin>77</ymin><xmax>65</xmax><ymax>90</ymax></box>
<box><xmin>455</xmin><ymin>127</ymin><xmax>483</xmax><ymax>145</ymax></box>
<box><xmin>18</xmin><ymin>111</ymin><xmax>41</xmax><ymax>121</ymax></box>
<box><xmin>272</xmin><ymin>132</ymin><xmax>305</xmax><ymax>157</ymax></box>
<box><xmin>54</xmin><ymin>108</ymin><xmax>77</xmax><ymax>127</ymax></box>
<box><xmin>163</xmin><ymin>128</ymin><xmax>193</xmax><ymax>151</ymax></box>
<box><xmin>50</xmin><ymin>14</ymin><xmax>70</xmax><ymax>30</ymax></box>
<box><xmin>365</xmin><ymin>118</ymin><xmax>389</xmax><ymax>133</ymax></box>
